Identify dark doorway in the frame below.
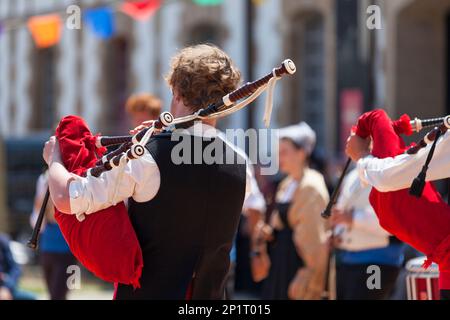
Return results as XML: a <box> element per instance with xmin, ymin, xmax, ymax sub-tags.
<box><xmin>292</xmin><ymin>12</ymin><xmax>326</xmax><ymax>154</ymax></box>
<box><xmin>31</xmin><ymin>47</ymin><xmax>56</xmax><ymax>132</ymax></box>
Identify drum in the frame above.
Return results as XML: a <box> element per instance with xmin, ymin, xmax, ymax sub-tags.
<box><xmin>406</xmin><ymin>256</ymin><xmax>439</xmax><ymax>300</ymax></box>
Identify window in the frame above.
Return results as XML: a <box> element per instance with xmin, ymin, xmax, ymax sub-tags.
<box><xmin>31</xmin><ymin>47</ymin><xmax>56</xmax><ymax>132</ymax></box>
<box><xmin>101</xmin><ymin>36</ymin><xmax>129</xmax><ymax>135</ymax></box>
<box><xmin>293</xmin><ymin>13</ymin><xmax>326</xmax><ymax>153</ymax></box>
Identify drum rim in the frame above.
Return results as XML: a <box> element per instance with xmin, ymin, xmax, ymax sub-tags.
<box><xmin>406</xmin><ymin>256</ymin><xmax>439</xmax><ymax>273</ymax></box>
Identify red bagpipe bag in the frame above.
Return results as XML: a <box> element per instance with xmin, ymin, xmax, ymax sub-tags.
<box><xmin>355</xmin><ymin>109</ymin><xmax>450</xmax><ymax>288</ymax></box>
<box><xmin>54</xmin><ymin>115</ymin><xmax>143</xmax><ymax>288</ymax></box>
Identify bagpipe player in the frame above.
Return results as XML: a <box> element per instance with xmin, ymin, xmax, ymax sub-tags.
<box><xmin>345</xmin><ymin>112</ymin><xmax>450</xmax><ymax>300</ymax></box>
<box><xmin>42</xmin><ymin>44</ymin><xmax>254</xmax><ymax>300</ymax></box>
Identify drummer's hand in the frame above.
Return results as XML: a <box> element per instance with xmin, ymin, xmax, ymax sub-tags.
<box><xmin>43</xmin><ymin>136</ymin><xmax>61</xmax><ymax>165</ymax></box>
<box><xmin>129</xmin><ymin>120</ymin><xmax>155</xmax><ymax>135</ymax></box>
<box><xmin>345</xmin><ymin>133</ymin><xmax>370</xmax><ymax>162</ymax></box>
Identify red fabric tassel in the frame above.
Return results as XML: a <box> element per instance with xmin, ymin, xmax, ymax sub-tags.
<box><xmin>392</xmin><ymin>114</ymin><xmax>413</xmax><ymax>136</ymax></box>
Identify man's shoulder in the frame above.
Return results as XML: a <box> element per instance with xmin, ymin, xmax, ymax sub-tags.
<box><xmin>145</xmin><ymin>131</ymin><xmax>177</xmax><ymax>147</ymax></box>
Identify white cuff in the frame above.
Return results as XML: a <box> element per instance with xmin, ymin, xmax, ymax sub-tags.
<box><xmin>356</xmin><ymin>155</ymin><xmax>374</xmax><ymax>188</ymax></box>
<box><xmin>243</xmin><ymin>195</ymin><xmax>266</xmax><ymax>214</ymax></box>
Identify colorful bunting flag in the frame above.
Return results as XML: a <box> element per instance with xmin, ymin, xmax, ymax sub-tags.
<box><xmin>27</xmin><ymin>14</ymin><xmax>62</xmax><ymax>48</ymax></box>
<box><xmin>193</xmin><ymin>0</ymin><xmax>224</xmax><ymax>6</ymax></box>
<box><xmin>121</xmin><ymin>0</ymin><xmax>161</xmax><ymax>21</ymax></box>
<box><xmin>84</xmin><ymin>7</ymin><xmax>115</xmax><ymax>39</ymax></box>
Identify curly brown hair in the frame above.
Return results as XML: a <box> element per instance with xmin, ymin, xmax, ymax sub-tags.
<box><xmin>165</xmin><ymin>44</ymin><xmax>242</xmax><ymax>112</ymax></box>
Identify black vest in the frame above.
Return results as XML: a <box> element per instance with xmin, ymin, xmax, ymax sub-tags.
<box><xmin>115</xmin><ymin>132</ymin><xmax>247</xmax><ymax>300</ymax></box>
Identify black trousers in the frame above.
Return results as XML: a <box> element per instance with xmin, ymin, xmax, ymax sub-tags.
<box><xmin>336</xmin><ymin>263</ymin><xmax>400</xmax><ymax>300</ymax></box>
<box><xmin>40</xmin><ymin>252</ymin><xmax>76</xmax><ymax>300</ymax></box>
<box><xmin>441</xmin><ymin>289</ymin><xmax>450</xmax><ymax>300</ymax></box>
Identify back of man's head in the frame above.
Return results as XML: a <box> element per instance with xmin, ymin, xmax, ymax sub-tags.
<box><xmin>166</xmin><ymin>44</ymin><xmax>241</xmax><ymax>112</ymax></box>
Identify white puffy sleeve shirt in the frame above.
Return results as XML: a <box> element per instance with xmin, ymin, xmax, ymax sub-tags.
<box><xmin>68</xmin><ymin>124</ymin><xmax>253</xmax><ymax>221</ymax></box>
<box><xmin>357</xmin><ymin>131</ymin><xmax>450</xmax><ymax>192</ymax></box>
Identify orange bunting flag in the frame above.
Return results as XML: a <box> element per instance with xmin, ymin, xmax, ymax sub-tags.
<box><xmin>121</xmin><ymin>0</ymin><xmax>162</xmax><ymax>21</ymax></box>
<box><xmin>27</xmin><ymin>14</ymin><xmax>62</xmax><ymax>48</ymax></box>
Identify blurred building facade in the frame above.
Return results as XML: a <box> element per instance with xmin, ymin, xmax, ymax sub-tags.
<box><xmin>1</xmin><ymin>0</ymin><xmax>449</xmax><ymax>146</ymax></box>
<box><xmin>1</xmin><ymin>0</ymin><xmax>450</xmax><ymax>233</ymax></box>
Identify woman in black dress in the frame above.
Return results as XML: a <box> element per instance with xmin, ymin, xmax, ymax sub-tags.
<box><xmin>251</xmin><ymin>122</ymin><xmax>329</xmax><ymax>300</ymax></box>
